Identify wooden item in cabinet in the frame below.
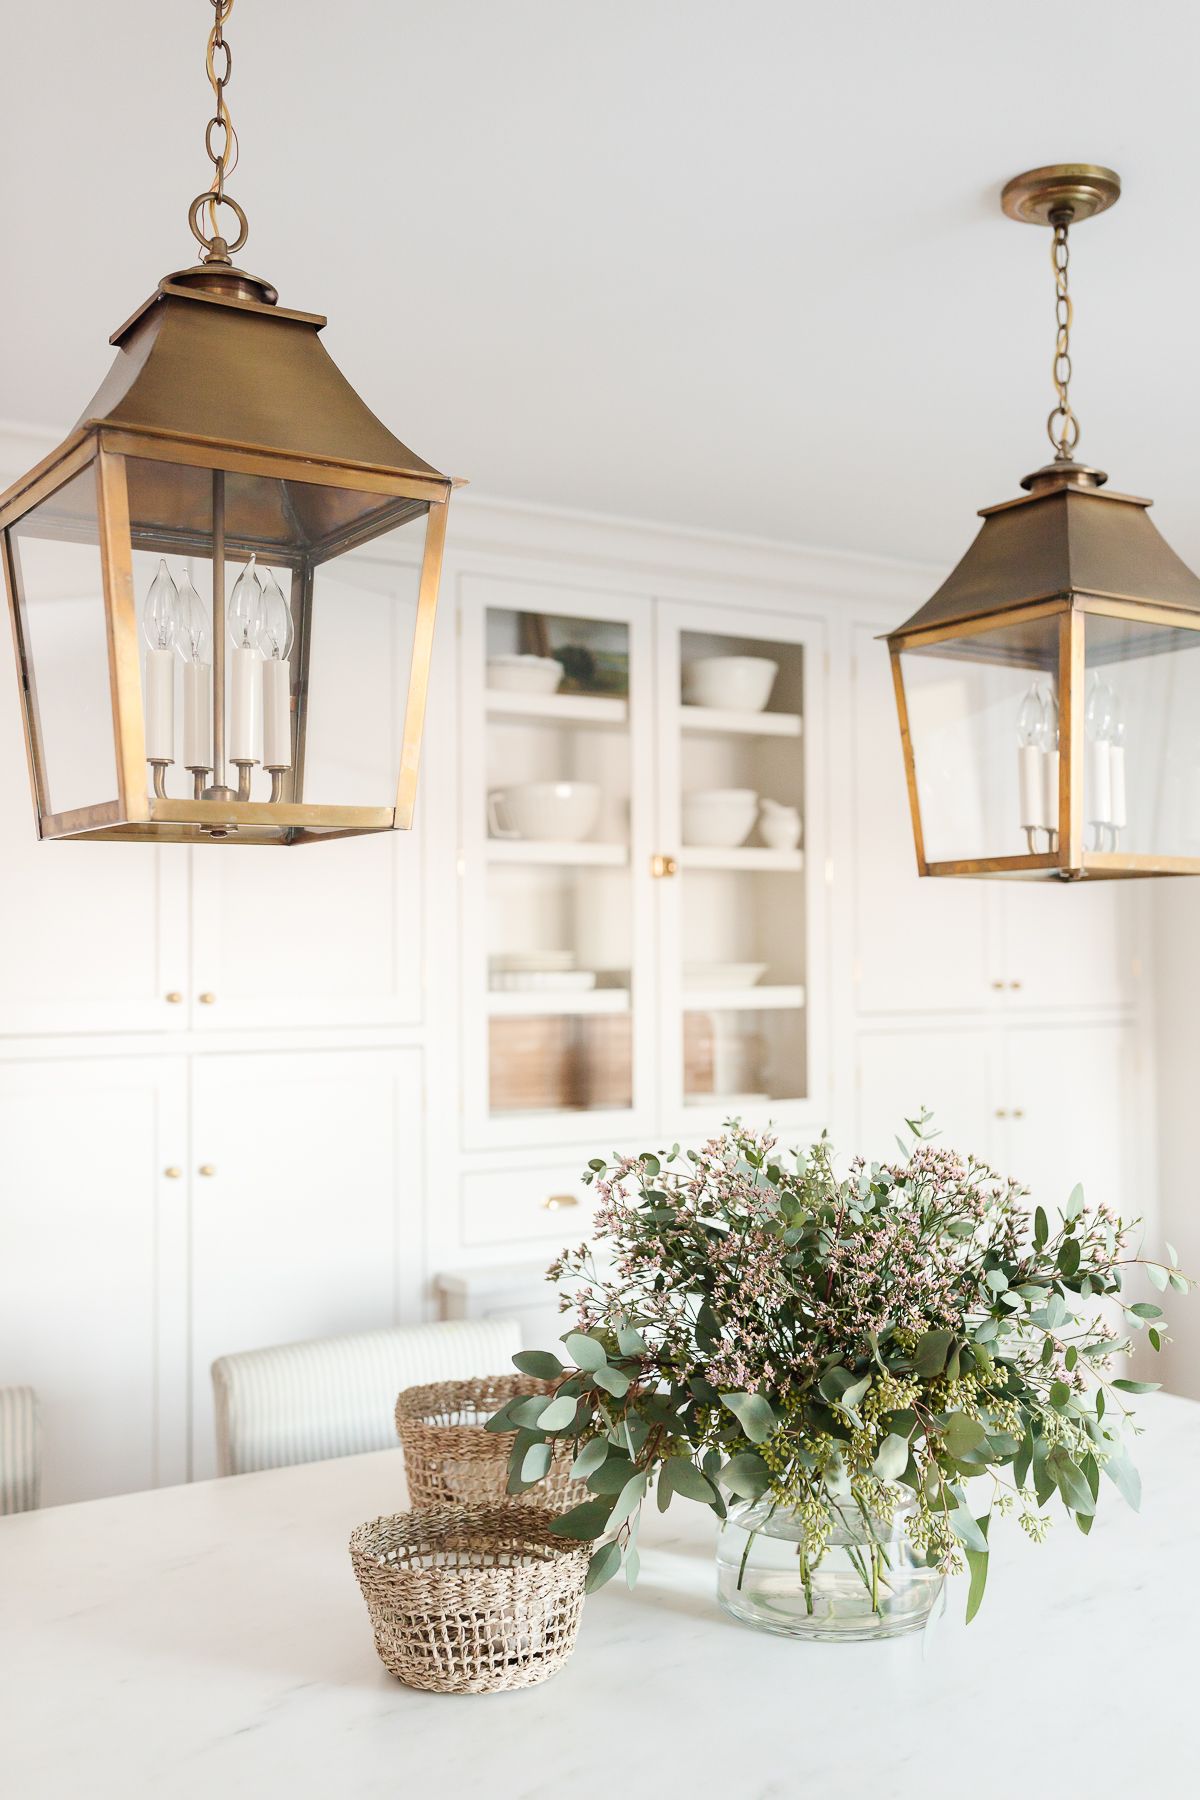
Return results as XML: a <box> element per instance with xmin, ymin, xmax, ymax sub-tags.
<box><xmin>488</xmin><ymin>1015</ymin><xmax>632</xmax><ymax>1113</ymax></box>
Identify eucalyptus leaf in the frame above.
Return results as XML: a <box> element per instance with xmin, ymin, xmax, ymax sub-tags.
<box><xmin>718</xmin><ymin>1452</ymin><xmax>772</xmax><ymax>1500</ymax></box>
<box><xmin>1146</xmin><ymin>1263</ymin><xmax>1169</xmax><ymax>1292</ymax></box>
<box><xmin>537</xmin><ymin>1395</ymin><xmax>579</xmax><ymax>1431</ymax></box>
<box><xmin>565</xmin><ymin>1332</ymin><xmax>608</xmax><ymax>1372</ymax></box>
<box><xmin>584</xmin><ymin>1541</ymin><xmax>622</xmax><ymax>1593</ymax></box>
<box><xmin>913</xmin><ymin>1329</ymin><xmax>954</xmax><ymax>1377</ymax></box>
<box><xmin>1112</xmin><ymin>1378</ymin><xmax>1161</xmax><ymax>1395</ymax></box>
<box><xmin>617</xmin><ymin>1323</ymin><xmax>647</xmax><ymax>1356</ymax></box>
<box><xmin>520</xmin><ymin>1441</ymin><xmax>553</xmax><ymax>1483</ymax></box>
<box><xmin>594</xmin><ymin>1365</ymin><xmax>632</xmax><ymax>1398</ymax></box>
<box><xmin>512</xmin><ymin>1350</ymin><xmax>564</xmax><ymax>1381</ymax></box>
<box><xmin>720</xmin><ymin>1392</ymin><xmax>778</xmax><ymax>1444</ymax></box>
<box><xmin>872</xmin><ymin>1433</ymin><xmax>911</xmax><ymax>1481</ymax></box>
<box><xmin>965</xmin><ymin>1513</ymin><xmax>991</xmax><ymax>1623</ymax></box>
<box><xmin>610</xmin><ymin>1471</ymin><xmax>648</xmax><ymax>1528</ymax></box>
<box><xmin>570</xmin><ymin>1437</ymin><xmax>609</xmax><ymax>1481</ymax></box>
<box><xmin>1102</xmin><ymin>1447</ymin><xmax>1142</xmax><ymax>1511</ymax></box>
<box><xmin>549</xmin><ymin>1498</ymin><xmax>615</xmax><ymax>1540</ymax></box>
<box><xmin>949</xmin><ymin>1507</ymin><xmax>989</xmax><ymax>1553</ymax></box>
<box><xmin>663</xmin><ymin>1458</ymin><xmax>718</xmax><ymax>1504</ymax></box>
<box><xmin>941</xmin><ymin>1412</ymin><xmax>986</xmax><ymax>1459</ymax></box>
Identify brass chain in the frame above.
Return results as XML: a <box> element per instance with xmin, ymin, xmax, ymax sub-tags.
<box><xmin>188</xmin><ymin>0</ymin><xmax>249</xmax><ymax>261</ymax></box>
<box><xmin>1047</xmin><ymin>218</ymin><xmax>1079</xmax><ymax>458</ymax></box>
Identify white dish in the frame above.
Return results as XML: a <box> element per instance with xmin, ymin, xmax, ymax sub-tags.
<box><xmin>682</xmin><ymin>786</ymin><xmax>759</xmax><ymax>848</ymax></box>
<box><xmin>683</xmin><ymin>962</ymin><xmax>768</xmax><ymax>990</ymax></box>
<box><xmin>489</xmin><ymin>970</ymin><xmax>597</xmax><ymax>993</ymax></box>
<box><xmin>683</xmin><ymin>656</ymin><xmax>779</xmax><ymax>713</ymax></box>
<box><xmin>488</xmin><ymin>781</ymin><xmax>601</xmax><ymax>843</ymax></box>
<box><xmin>490</xmin><ymin>950</ymin><xmax>577</xmax><ymax>974</ymax></box>
<box><xmin>487</xmin><ymin>655</ymin><xmax>564</xmax><ymax>695</ymax></box>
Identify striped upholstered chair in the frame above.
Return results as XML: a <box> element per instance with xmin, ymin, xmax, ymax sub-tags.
<box><xmin>0</xmin><ymin>1386</ymin><xmax>40</xmax><ymax>1515</ymax></box>
<box><xmin>211</xmin><ymin>1318</ymin><xmax>523</xmax><ymax>1477</ymax></box>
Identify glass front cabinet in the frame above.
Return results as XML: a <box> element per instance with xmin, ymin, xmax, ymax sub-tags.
<box><xmin>458</xmin><ymin>575</ymin><xmax>825</xmax><ymax>1150</ymax></box>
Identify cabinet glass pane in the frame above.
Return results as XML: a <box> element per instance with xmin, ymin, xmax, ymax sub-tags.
<box><xmin>483</xmin><ymin>603</ymin><xmax>636</xmax><ymax>1121</ymax></box>
<box><xmin>676</xmin><ymin>625</ymin><xmax>808</xmax><ymax>1107</ymax></box>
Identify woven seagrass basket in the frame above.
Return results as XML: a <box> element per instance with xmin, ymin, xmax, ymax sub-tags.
<box><xmin>349</xmin><ymin>1505</ymin><xmax>589</xmax><ymax>1694</ymax></box>
<box><xmin>395</xmin><ymin>1373</ymin><xmax>584</xmax><ymax>1510</ymax></box>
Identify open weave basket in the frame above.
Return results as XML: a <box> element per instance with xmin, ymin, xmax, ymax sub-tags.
<box><xmin>396</xmin><ymin>1373</ymin><xmax>585</xmax><ymax>1510</ymax></box>
<box><xmin>349</xmin><ymin>1505</ymin><xmax>589</xmax><ymax>1693</ymax></box>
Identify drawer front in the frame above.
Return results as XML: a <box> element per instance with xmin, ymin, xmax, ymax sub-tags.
<box><xmin>460</xmin><ymin>1164</ymin><xmax>595</xmax><ymax>1249</ymax></box>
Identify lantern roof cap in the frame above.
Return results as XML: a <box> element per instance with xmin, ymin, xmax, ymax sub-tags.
<box><xmin>889</xmin><ymin>458</ymin><xmax>1200</xmax><ymax>641</ymax></box>
<box><xmin>70</xmin><ymin>266</ymin><xmax>451</xmax><ymax>489</ymax></box>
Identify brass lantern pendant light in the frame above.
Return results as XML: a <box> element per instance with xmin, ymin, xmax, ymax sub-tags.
<box><xmin>0</xmin><ymin>0</ymin><xmax>456</xmax><ymax>845</ymax></box>
<box><xmin>887</xmin><ymin>163</ymin><xmax>1200</xmax><ymax>882</ymax></box>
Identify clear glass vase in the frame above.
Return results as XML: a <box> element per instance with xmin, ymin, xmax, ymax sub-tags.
<box><xmin>715</xmin><ymin>1495</ymin><xmax>943</xmax><ymax>1641</ymax></box>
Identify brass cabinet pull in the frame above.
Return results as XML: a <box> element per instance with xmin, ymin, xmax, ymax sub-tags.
<box><xmin>199</xmin><ymin>992</ymin><xmax>217</xmax><ymax>1005</ymax></box>
<box><xmin>651</xmin><ymin>854</ymin><xmax>678</xmax><ymax>879</ymax></box>
<box><xmin>198</xmin><ymin>1164</ymin><xmax>216</xmax><ymax>1177</ymax></box>
<box><xmin>543</xmin><ymin>1194</ymin><xmax>579</xmax><ymax>1212</ymax></box>
<box><xmin>165</xmin><ymin>991</ymin><xmax>183</xmax><ymax>1005</ymax></box>
<box><xmin>163</xmin><ymin>1166</ymin><xmax>182</xmax><ymax>1180</ymax></box>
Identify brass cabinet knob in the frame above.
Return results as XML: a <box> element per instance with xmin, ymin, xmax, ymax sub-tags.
<box><xmin>994</xmin><ymin>1108</ymin><xmax>1009</xmax><ymax>1119</ymax></box>
<box><xmin>651</xmin><ymin>853</ymin><xmax>678</xmax><ymax>879</ymax></box>
<box><xmin>163</xmin><ymin>1166</ymin><xmax>182</xmax><ymax>1180</ymax></box>
<box><xmin>1009</xmin><ymin>980</ymin><xmax>1023</xmax><ymax>991</ymax></box>
<box><xmin>199</xmin><ymin>992</ymin><xmax>216</xmax><ymax>1005</ymax></box>
<box><xmin>198</xmin><ymin>1164</ymin><xmax>217</xmax><ymax>1177</ymax></box>
<box><xmin>165</xmin><ymin>991</ymin><xmax>183</xmax><ymax>1005</ymax></box>
<box><xmin>543</xmin><ymin>1194</ymin><xmax>579</xmax><ymax>1212</ymax></box>
<box><xmin>991</xmin><ymin>980</ymin><xmax>1005</xmax><ymax>990</ymax></box>
<box><xmin>1012</xmin><ymin>1108</ymin><xmax>1026</xmax><ymax>1119</ymax></box>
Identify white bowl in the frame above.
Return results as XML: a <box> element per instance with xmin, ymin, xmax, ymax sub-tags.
<box><xmin>683</xmin><ymin>962</ymin><xmax>768</xmax><ymax>990</ymax></box>
<box><xmin>682</xmin><ymin>787</ymin><xmax>758</xmax><ymax>848</ymax></box>
<box><xmin>683</xmin><ymin>656</ymin><xmax>779</xmax><ymax>713</ymax></box>
<box><xmin>487</xmin><ymin>655</ymin><xmax>564</xmax><ymax>695</ymax></box>
<box><xmin>488</xmin><ymin>781</ymin><xmax>601</xmax><ymax>843</ymax></box>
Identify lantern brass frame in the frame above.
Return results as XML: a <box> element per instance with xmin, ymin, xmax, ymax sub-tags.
<box><xmin>0</xmin><ymin>268</ymin><xmax>457</xmax><ymax>846</ymax></box>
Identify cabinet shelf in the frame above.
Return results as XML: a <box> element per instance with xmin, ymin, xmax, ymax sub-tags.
<box><xmin>486</xmin><ymin>690</ymin><xmax>629</xmax><ymax>727</ymax></box>
<box><xmin>487</xmin><ymin>989</ymin><xmax>631</xmax><ymax>1018</ymax></box>
<box><xmin>678</xmin><ymin>846</ymin><xmax>803</xmax><ymax>872</ymax></box>
<box><xmin>682</xmin><ymin>984</ymin><xmax>806</xmax><ymax>1013</ymax></box>
<box><xmin>486</xmin><ymin>840</ymin><xmax>629</xmax><ymax>867</ymax></box>
<box><xmin>679</xmin><ymin>705</ymin><xmax>802</xmax><ymax>738</ymax></box>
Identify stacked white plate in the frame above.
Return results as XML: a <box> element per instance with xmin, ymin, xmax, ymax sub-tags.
<box><xmin>683</xmin><ymin>962</ymin><xmax>768</xmax><ymax>989</ymax></box>
<box><xmin>489</xmin><ymin>950</ymin><xmax>596</xmax><ymax>993</ymax></box>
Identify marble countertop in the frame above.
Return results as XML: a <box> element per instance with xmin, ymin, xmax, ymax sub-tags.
<box><xmin>2</xmin><ymin>1393</ymin><xmax>1197</xmax><ymax>1800</ymax></box>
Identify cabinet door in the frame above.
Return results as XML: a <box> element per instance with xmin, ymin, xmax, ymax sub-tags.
<box><xmin>1000</xmin><ymin>1023</ymin><xmax>1131</xmax><ymax>1212</ymax></box>
<box><xmin>189</xmin><ymin>1047</ymin><xmax>423</xmax><ymax>1478</ymax></box>
<box><xmin>851</xmin><ymin>626</ymin><xmax>994</xmax><ymax>1015</ymax></box>
<box><xmin>855</xmin><ymin>1027</ymin><xmax>1000</xmax><ymax>1167</ymax></box>
<box><xmin>0</xmin><ymin>633</ymin><xmax>189</xmax><ymax>1035</ymax></box>
<box><xmin>459</xmin><ymin>575</ymin><xmax>657</xmax><ymax>1150</ymax></box>
<box><xmin>0</xmin><ymin>1054</ymin><xmax>189</xmax><ymax>1503</ymax></box>
<box><xmin>655</xmin><ymin>598</ymin><xmax>826</xmax><ymax>1133</ymax></box>
<box><xmin>998</xmin><ymin>883</ymin><xmax>1138</xmax><ymax>1012</ymax></box>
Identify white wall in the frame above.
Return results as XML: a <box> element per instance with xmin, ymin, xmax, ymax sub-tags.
<box><xmin>1151</xmin><ymin>883</ymin><xmax>1200</xmax><ymax>1398</ymax></box>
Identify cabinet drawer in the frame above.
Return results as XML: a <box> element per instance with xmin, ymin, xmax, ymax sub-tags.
<box><xmin>460</xmin><ymin>1164</ymin><xmax>595</xmax><ymax>1249</ymax></box>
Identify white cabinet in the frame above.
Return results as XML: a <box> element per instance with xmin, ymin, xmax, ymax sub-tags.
<box><xmin>856</xmin><ymin>1019</ymin><xmax>1132</xmax><ymax>1218</ymax></box>
<box><xmin>852</xmin><ymin>625</ymin><xmax>1136</xmax><ymax>1016</ymax></box>
<box><xmin>856</xmin><ymin>1027</ymin><xmax>1000</xmax><ymax>1166</ymax></box>
<box><xmin>189</xmin><ymin>831</ymin><xmax>422</xmax><ymax>1032</ymax></box>
<box><xmin>189</xmin><ymin>1046</ymin><xmax>424</xmax><ymax>1479</ymax></box>
<box><xmin>0</xmin><ymin>1054</ymin><xmax>189</xmax><ymax>1504</ymax></box>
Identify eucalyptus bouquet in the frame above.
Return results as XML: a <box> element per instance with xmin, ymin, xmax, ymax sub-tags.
<box><xmin>489</xmin><ymin>1121</ymin><xmax>1190</xmax><ymax>1618</ymax></box>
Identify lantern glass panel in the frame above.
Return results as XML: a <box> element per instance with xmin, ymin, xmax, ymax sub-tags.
<box><xmin>1084</xmin><ymin>611</ymin><xmax>1200</xmax><ymax>859</ymax></box>
<box><xmin>899</xmin><ymin>612</ymin><xmax>1061</xmax><ymax>865</ymax></box>
<box><xmin>7</xmin><ymin>462</ymin><xmax>117</xmax><ymax>818</ymax></box>
<box><xmin>122</xmin><ymin>457</ymin><xmax>429</xmax><ymax>814</ymax></box>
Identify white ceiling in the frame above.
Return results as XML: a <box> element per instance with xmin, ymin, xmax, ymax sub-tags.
<box><xmin>4</xmin><ymin>0</ymin><xmax>1200</xmax><ymax>572</ymax></box>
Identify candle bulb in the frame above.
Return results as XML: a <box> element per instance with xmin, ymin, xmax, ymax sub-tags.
<box><xmin>1109</xmin><ymin>689</ymin><xmax>1127</xmax><ymax>836</ymax></box>
<box><xmin>257</xmin><ymin>570</ymin><xmax>294</xmax><ymax>775</ymax></box>
<box><xmin>1085</xmin><ymin>674</ymin><xmax>1113</xmax><ymax>843</ymax></box>
<box><xmin>175</xmin><ymin>571</ymin><xmax>213</xmax><ymax>774</ymax></box>
<box><xmin>1016</xmin><ymin>683</ymin><xmax>1048</xmax><ymax>846</ymax></box>
<box><xmin>1039</xmin><ymin>685</ymin><xmax>1060</xmax><ymax>844</ymax></box>
<box><xmin>142</xmin><ymin>559</ymin><xmax>178</xmax><ymax>765</ymax></box>
<box><xmin>227</xmin><ymin>557</ymin><xmax>264</xmax><ymax>768</ymax></box>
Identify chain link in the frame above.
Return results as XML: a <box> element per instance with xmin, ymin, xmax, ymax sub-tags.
<box><xmin>1047</xmin><ymin>220</ymin><xmax>1079</xmax><ymax>457</ymax></box>
<box><xmin>188</xmin><ymin>0</ymin><xmax>249</xmax><ymax>260</ymax></box>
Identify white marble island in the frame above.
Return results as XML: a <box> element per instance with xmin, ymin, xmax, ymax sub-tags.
<box><xmin>1</xmin><ymin>1395</ymin><xmax>1197</xmax><ymax>1800</ymax></box>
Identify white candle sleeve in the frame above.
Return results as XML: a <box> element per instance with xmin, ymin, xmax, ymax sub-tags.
<box><xmin>1042</xmin><ymin>748</ymin><xmax>1060</xmax><ymax>834</ymax></box>
<box><xmin>262</xmin><ymin>657</ymin><xmax>292</xmax><ymax>770</ymax></box>
<box><xmin>1018</xmin><ymin>745</ymin><xmax>1046</xmax><ymax>828</ymax></box>
<box><xmin>144</xmin><ymin>647</ymin><xmax>175</xmax><ymax>763</ymax></box>
<box><xmin>183</xmin><ymin>661</ymin><xmax>213</xmax><ymax>771</ymax></box>
<box><xmin>1109</xmin><ymin>744</ymin><xmax>1127</xmax><ymax>829</ymax></box>
<box><xmin>1087</xmin><ymin>738</ymin><xmax>1112</xmax><ymax>825</ymax></box>
<box><xmin>230</xmin><ymin>644</ymin><xmax>261</xmax><ymax>764</ymax></box>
